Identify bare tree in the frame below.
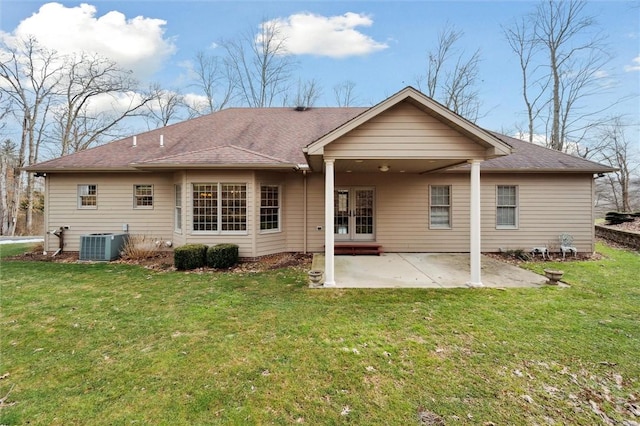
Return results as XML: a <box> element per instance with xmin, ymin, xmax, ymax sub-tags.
<box><xmin>52</xmin><ymin>52</ymin><xmax>155</xmax><ymax>155</ymax></box>
<box><xmin>289</xmin><ymin>78</ymin><xmax>322</xmax><ymax>108</ymax></box>
<box><xmin>333</xmin><ymin>80</ymin><xmax>358</xmax><ymax>107</ymax></box>
<box><xmin>144</xmin><ymin>84</ymin><xmax>185</xmax><ymax>128</ymax></box>
<box><xmin>443</xmin><ymin>49</ymin><xmax>482</xmax><ymax>122</ymax></box>
<box><xmin>504</xmin><ymin>18</ymin><xmax>550</xmax><ymax>144</ymax></box>
<box><xmin>594</xmin><ymin>118</ymin><xmax>639</xmax><ymax>211</ymax></box>
<box><xmin>187</xmin><ymin>50</ymin><xmax>234</xmax><ymax>115</ymax></box>
<box><xmin>417</xmin><ymin>24</ymin><xmax>483</xmax><ymax>122</ymax></box>
<box><xmin>0</xmin><ymin>36</ymin><xmax>62</xmax><ymax>235</ymax></box>
<box><xmin>1</xmin><ymin>37</ymin><xmax>156</xmax><ymax>233</ymax></box>
<box><xmin>0</xmin><ymin>139</ymin><xmax>17</xmax><ymax>235</ymax></box>
<box><xmin>507</xmin><ymin>0</ymin><xmax>612</xmax><ymax>152</ymax></box>
<box><xmin>221</xmin><ymin>19</ymin><xmax>296</xmax><ymax>107</ymax></box>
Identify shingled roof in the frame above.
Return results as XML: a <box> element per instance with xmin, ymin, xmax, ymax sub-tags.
<box><xmin>27</xmin><ymin>105</ymin><xmax>613</xmax><ymax>174</ymax></box>
<box><xmin>28</xmin><ymin>107</ymin><xmax>367</xmax><ymax>172</ymax></box>
<box><xmin>476</xmin><ymin>132</ymin><xmax>615</xmax><ymax>173</ymax></box>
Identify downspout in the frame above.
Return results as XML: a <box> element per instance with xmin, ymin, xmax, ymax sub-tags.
<box><xmin>44</xmin><ymin>173</ymin><xmax>49</xmax><ymax>254</ymax></box>
<box><xmin>296</xmin><ymin>164</ymin><xmax>311</xmax><ymax>254</ymax></box>
<box><xmin>303</xmin><ymin>169</ymin><xmax>307</xmax><ymax>254</ymax></box>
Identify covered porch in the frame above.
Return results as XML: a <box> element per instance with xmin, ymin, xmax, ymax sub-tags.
<box><xmin>302</xmin><ymin>87</ymin><xmax>513</xmax><ymax>288</ymax></box>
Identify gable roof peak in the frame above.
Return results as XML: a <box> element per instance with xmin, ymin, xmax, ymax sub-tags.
<box><xmin>305</xmin><ymin>85</ymin><xmax>512</xmax><ymax>157</ymax></box>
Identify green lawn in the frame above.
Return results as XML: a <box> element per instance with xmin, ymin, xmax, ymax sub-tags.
<box><xmin>1</xmin><ymin>243</ymin><xmax>638</xmax><ymax>425</ymax></box>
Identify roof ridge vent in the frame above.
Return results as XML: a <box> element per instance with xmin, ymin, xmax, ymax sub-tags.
<box><xmin>294</xmin><ymin>106</ymin><xmax>307</xmax><ymax>112</ymax></box>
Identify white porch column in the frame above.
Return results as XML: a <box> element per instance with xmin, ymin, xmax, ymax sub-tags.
<box><xmin>324</xmin><ymin>159</ymin><xmax>336</xmax><ymax>287</ymax></box>
<box><xmin>468</xmin><ymin>159</ymin><xmax>483</xmax><ymax>287</ymax></box>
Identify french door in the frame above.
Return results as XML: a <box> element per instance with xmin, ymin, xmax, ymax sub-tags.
<box><xmin>334</xmin><ymin>188</ymin><xmax>375</xmax><ymax>241</ymax></box>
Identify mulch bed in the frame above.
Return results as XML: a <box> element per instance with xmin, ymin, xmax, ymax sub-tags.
<box><xmin>6</xmin><ymin>245</ymin><xmax>312</xmax><ymax>273</ymax></box>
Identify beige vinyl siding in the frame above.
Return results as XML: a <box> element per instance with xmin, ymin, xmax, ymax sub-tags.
<box><xmin>302</xmin><ymin>173</ymin><xmax>471</xmax><ymax>252</ymax></box>
<box><xmin>302</xmin><ymin>173</ymin><xmax>329</xmax><ymax>252</ymax></box>
<box><xmin>324</xmin><ymin>101</ymin><xmax>486</xmax><ymax>159</ymax></box>
<box><xmin>254</xmin><ymin>171</ymin><xmax>288</xmax><ymax>257</ymax></box>
<box><xmin>45</xmin><ymin>169</ymin><xmax>596</xmax><ymax>257</ymax></box>
<box><xmin>45</xmin><ymin>173</ymin><xmax>174</xmax><ymax>252</ymax></box>
<box><xmin>480</xmin><ymin>173</ymin><xmax>596</xmax><ymax>253</ymax></box>
<box><xmin>283</xmin><ymin>173</ymin><xmax>307</xmax><ymax>252</ymax></box>
<box><xmin>301</xmin><ymin>172</ymin><xmax>596</xmax><ymax>254</ymax></box>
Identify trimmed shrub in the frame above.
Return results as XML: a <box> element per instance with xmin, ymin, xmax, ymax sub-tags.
<box><xmin>174</xmin><ymin>244</ymin><xmax>208</xmax><ymax>270</ymax></box>
<box><xmin>206</xmin><ymin>243</ymin><xmax>239</xmax><ymax>269</ymax></box>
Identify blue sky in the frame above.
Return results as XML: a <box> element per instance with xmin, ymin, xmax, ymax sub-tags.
<box><xmin>1</xmin><ymin>0</ymin><xmax>638</xmax><ymax>136</ymax></box>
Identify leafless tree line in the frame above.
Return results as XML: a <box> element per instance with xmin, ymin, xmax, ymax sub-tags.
<box><xmin>504</xmin><ymin>0</ymin><xmax>638</xmax><ymax>212</ymax></box>
<box><xmin>0</xmin><ymin>22</ymin><xmax>360</xmax><ymax>234</ymax></box>
<box><xmin>416</xmin><ymin>24</ymin><xmax>482</xmax><ymax>123</ymax></box>
<box><xmin>1</xmin><ymin>3</ymin><xmax>638</xmax><ymax>235</ymax></box>
<box><xmin>0</xmin><ymin>36</ymin><xmax>158</xmax><ymax>234</ymax></box>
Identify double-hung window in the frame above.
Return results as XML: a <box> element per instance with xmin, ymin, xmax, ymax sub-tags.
<box><xmin>260</xmin><ymin>185</ymin><xmax>280</xmax><ymax>232</ymax></box>
<box><xmin>221</xmin><ymin>184</ymin><xmax>247</xmax><ymax>231</ymax></box>
<box><xmin>78</xmin><ymin>184</ymin><xmax>97</xmax><ymax>209</ymax></box>
<box><xmin>193</xmin><ymin>184</ymin><xmax>218</xmax><ymax>231</ymax></box>
<box><xmin>134</xmin><ymin>185</ymin><xmax>153</xmax><ymax>208</ymax></box>
<box><xmin>192</xmin><ymin>183</ymin><xmax>247</xmax><ymax>233</ymax></box>
<box><xmin>174</xmin><ymin>184</ymin><xmax>182</xmax><ymax>232</ymax></box>
<box><xmin>430</xmin><ymin>185</ymin><xmax>451</xmax><ymax>228</ymax></box>
<box><xmin>496</xmin><ymin>185</ymin><xmax>518</xmax><ymax>228</ymax></box>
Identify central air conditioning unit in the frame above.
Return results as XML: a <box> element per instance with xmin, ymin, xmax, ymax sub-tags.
<box><xmin>79</xmin><ymin>233</ymin><xmax>129</xmax><ymax>261</ymax></box>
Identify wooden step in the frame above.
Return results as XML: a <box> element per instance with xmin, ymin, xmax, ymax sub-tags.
<box><xmin>333</xmin><ymin>243</ymin><xmax>383</xmax><ymax>256</ymax></box>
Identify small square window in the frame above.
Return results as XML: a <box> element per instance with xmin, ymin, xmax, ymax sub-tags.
<box><xmin>78</xmin><ymin>184</ymin><xmax>97</xmax><ymax>209</ymax></box>
<box><xmin>134</xmin><ymin>185</ymin><xmax>153</xmax><ymax>209</ymax></box>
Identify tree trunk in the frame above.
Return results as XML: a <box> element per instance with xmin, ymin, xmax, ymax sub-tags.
<box><xmin>8</xmin><ymin>169</ymin><xmax>23</xmax><ymax>236</ymax></box>
<box><xmin>25</xmin><ymin>173</ymin><xmax>34</xmax><ymax>234</ymax></box>
<box><xmin>0</xmin><ymin>156</ymin><xmax>8</xmax><ymax>235</ymax></box>
<box><xmin>551</xmin><ymin>50</ymin><xmax>562</xmax><ymax>151</ymax></box>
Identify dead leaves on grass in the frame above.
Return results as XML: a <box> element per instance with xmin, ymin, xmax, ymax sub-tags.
<box><xmin>0</xmin><ymin>372</ymin><xmax>16</xmax><ymax>409</ymax></box>
<box><xmin>509</xmin><ymin>359</ymin><xmax>639</xmax><ymax>424</ymax></box>
<box><xmin>417</xmin><ymin>407</ymin><xmax>445</xmax><ymax>426</ymax></box>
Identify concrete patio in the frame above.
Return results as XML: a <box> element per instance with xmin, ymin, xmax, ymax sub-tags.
<box><xmin>311</xmin><ymin>253</ymin><xmax>549</xmax><ymax>288</ymax></box>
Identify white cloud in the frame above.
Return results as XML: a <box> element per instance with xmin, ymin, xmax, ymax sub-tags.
<box><xmin>263</xmin><ymin>12</ymin><xmax>388</xmax><ymax>58</ymax></box>
<box><xmin>183</xmin><ymin>92</ymin><xmax>210</xmax><ymax>111</ymax></box>
<box><xmin>76</xmin><ymin>91</ymin><xmax>146</xmax><ymax>117</ymax></box>
<box><xmin>624</xmin><ymin>56</ymin><xmax>640</xmax><ymax>72</ymax></box>
<box><xmin>4</xmin><ymin>2</ymin><xmax>175</xmax><ymax>80</ymax></box>
<box><xmin>514</xmin><ymin>132</ymin><xmax>580</xmax><ymax>155</ymax></box>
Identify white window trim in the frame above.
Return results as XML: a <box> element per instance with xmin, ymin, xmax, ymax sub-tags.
<box><xmin>259</xmin><ymin>184</ymin><xmax>281</xmax><ymax>234</ymax></box>
<box><xmin>77</xmin><ymin>184</ymin><xmax>97</xmax><ymax>209</ymax></box>
<box><xmin>133</xmin><ymin>184</ymin><xmax>154</xmax><ymax>209</ymax></box>
<box><xmin>496</xmin><ymin>185</ymin><xmax>519</xmax><ymax>229</ymax></box>
<box><xmin>429</xmin><ymin>185</ymin><xmax>452</xmax><ymax>229</ymax></box>
<box><xmin>191</xmin><ymin>183</ymin><xmax>248</xmax><ymax>235</ymax></box>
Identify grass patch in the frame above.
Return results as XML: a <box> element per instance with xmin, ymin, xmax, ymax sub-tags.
<box><xmin>1</xmin><ymin>242</ymin><xmax>638</xmax><ymax>424</ymax></box>
<box><xmin>0</xmin><ymin>243</ymin><xmax>38</xmax><ymax>259</ymax></box>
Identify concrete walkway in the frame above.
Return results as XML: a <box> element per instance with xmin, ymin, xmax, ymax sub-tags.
<box><xmin>311</xmin><ymin>253</ymin><xmax>548</xmax><ymax>288</ymax></box>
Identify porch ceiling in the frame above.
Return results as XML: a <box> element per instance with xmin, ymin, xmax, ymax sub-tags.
<box><xmin>310</xmin><ymin>157</ymin><xmax>467</xmax><ymax>174</ymax></box>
